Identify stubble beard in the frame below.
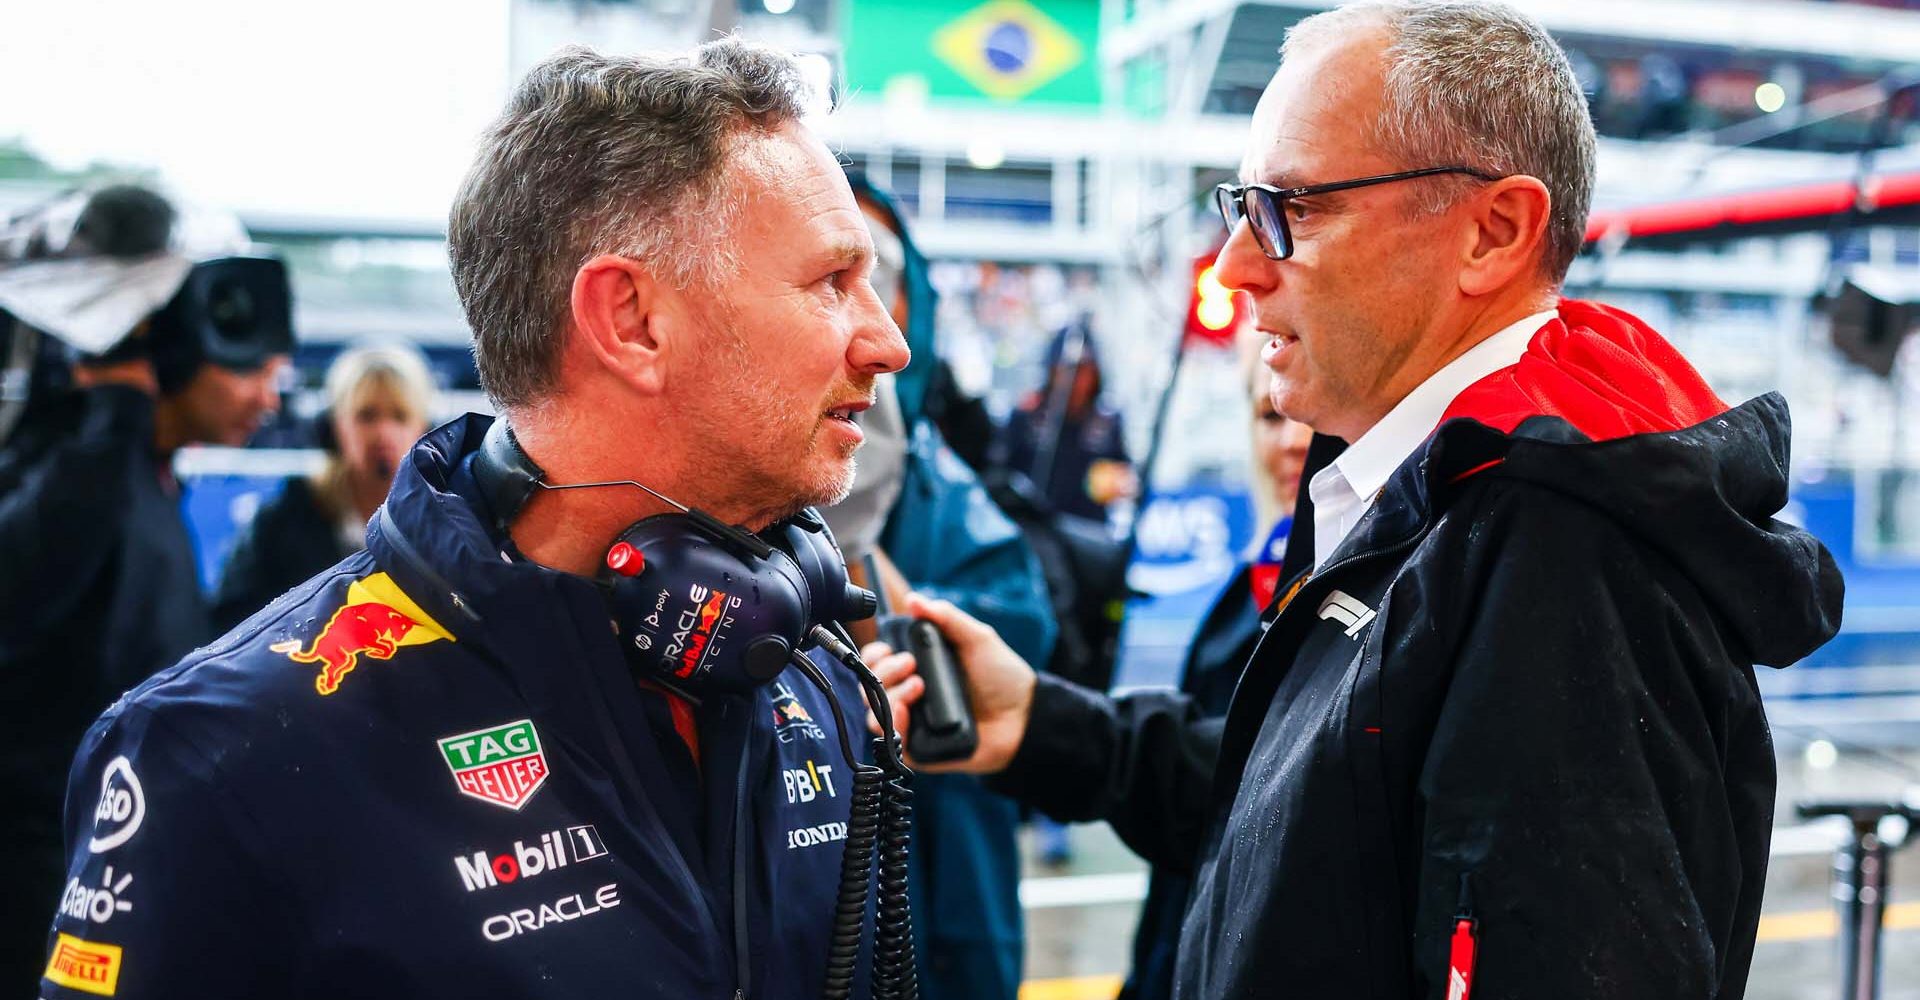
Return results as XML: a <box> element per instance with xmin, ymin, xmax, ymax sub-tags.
<box><xmin>728</xmin><ymin>419</ymin><xmax>858</xmax><ymax>528</ymax></box>
<box><xmin>699</xmin><ymin>320</ymin><xmax>863</xmax><ymax>526</ymax></box>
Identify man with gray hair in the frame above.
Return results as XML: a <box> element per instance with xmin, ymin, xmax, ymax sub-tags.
<box><xmin>879</xmin><ymin>2</ymin><xmax>1844</xmax><ymax>996</ymax></box>
<box><xmin>39</xmin><ymin>39</ymin><xmax>907</xmax><ymax>999</ymax></box>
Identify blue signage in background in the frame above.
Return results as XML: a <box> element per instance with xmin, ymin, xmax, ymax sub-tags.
<box><xmin>1115</xmin><ymin>486</ymin><xmax>1254</xmax><ymax>691</ymax></box>
<box><xmin>181</xmin><ymin>476</ymin><xmax>287</xmax><ymax>593</ymax></box>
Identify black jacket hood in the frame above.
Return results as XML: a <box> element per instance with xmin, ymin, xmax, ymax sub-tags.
<box><xmin>1410</xmin><ymin>301</ymin><xmax>1843</xmax><ymax>668</ymax></box>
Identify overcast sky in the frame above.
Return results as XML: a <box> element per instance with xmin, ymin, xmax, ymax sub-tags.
<box><xmin>0</xmin><ymin>0</ymin><xmax>513</xmax><ymax>221</ymax></box>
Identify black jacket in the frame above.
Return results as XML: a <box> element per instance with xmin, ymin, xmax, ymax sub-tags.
<box><xmin>991</xmin><ymin>304</ymin><xmax>1844</xmax><ymax>999</ymax></box>
<box><xmin>0</xmin><ymin>384</ymin><xmax>207</xmax><ymax>817</ymax></box>
<box><xmin>0</xmin><ymin>385</ymin><xmax>207</xmax><ymax>992</ymax></box>
<box><xmin>0</xmin><ymin>386</ymin><xmax>208</xmax><ymax>731</ymax></box>
<box><xmin>1122</xmin><ymin>562</ymin><xmax>1267</xmax><ymax>1000</ymax></box>
<box><xmin>212</xmin><ymin>476</ymin><xmax>357</xmax><ymax>632</ymax></box>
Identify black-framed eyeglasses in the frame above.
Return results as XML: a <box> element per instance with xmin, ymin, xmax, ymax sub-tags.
<box><xmin>1213</xmin><ymin>166</ymin><xmax>1504</xmax><ymax>261</ymax></box>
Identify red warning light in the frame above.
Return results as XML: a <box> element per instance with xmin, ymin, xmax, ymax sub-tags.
<box><xmin>1185</xmin><ymin>252</ymin><xmax>1247</xmax><ymax>345</ymax></box>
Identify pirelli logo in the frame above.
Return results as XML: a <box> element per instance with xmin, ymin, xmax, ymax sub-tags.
<box><xmin>44</xmin><ymin>932</ymin><xmax>122</xmax><ymax>996</ymax></box>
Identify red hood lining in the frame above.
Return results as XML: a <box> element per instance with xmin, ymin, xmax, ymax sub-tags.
<box><xmin>1438</xmin><ymin>299</ymin><xmax>1728</xmax><ymax>443</ymax></box>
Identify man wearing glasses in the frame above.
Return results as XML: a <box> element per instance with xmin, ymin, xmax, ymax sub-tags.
<box><xmin>880</xmin><ymin>1</ymin><xmax>1843</xmax><ymax>996</ymax></box>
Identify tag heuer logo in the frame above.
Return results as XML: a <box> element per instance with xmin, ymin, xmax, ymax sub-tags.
<box><xmin>438</xmin><ymin>719</ymin><xmax>550</xmax><ymax>810</ymax></box>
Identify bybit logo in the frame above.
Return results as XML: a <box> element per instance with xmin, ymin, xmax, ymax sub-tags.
<box><xmin>781</xmin><ymin>760</ymin><xmax>837</xmax><ymax>804</ymax></box>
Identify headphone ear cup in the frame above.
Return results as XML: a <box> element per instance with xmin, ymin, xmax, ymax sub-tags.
<box><xmin>604</xmin><ymin>514</ymin><xmax>812</xmax><ymax>695</ymax></box>
<box><xmin>777</xmin><ymin>514</ymin><xmax>873</xmax><ymax>625</ymax></box>
<box><xmin>313</xmin><ymin>407</ymin><xmax>338</xmax><ymax>454</ymax></box>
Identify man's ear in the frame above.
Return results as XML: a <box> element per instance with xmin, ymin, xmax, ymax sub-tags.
<box><xmin>1458</xmin><ymin>176</ymin><xmax>1552</xmax><ymax>297</ymax></box>
<box><xmin>571</xmin><ymin>254</ymin><xmax>673</xmax><ymax>395</ymax></box>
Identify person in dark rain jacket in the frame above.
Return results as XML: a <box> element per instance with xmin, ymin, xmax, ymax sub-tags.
<box><xmin>877</xmin><ymin>4</ymin><xmax>1845</xmax><ymax>998</ymax></box>
<box><xmin>1121</xmin><ymin>339</ymin><xmax>1313</xmax><ymax>1000</ymax></box>
<box><xmin>0</xmin><ymin>184</ymin><xmax>288</xmax><ymax>996</ymax></box>
<box><xmin>39</xmin><ymin>40</ymin><xmax>911</xmax><ymax>999</ymax></box>
<box><xmin>832</xmin><ymin>173</ymin><xmax>1058</xmax><ymax>1000</ymax></box>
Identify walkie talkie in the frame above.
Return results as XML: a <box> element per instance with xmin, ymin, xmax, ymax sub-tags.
<box><xmin>864</xmin><ymin>554</ymin><xmax>978</xmax><ymax>763</ymax></box>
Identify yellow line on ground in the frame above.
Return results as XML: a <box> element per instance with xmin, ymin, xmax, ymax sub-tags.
<box><xmin>1019</xmin><ymin>974</ymin><xmax>1123</xmax><ymax>1000</ymax></box>
<box><xmin>1757</xmin><ymin>907</ymin><xmax>1838</xmax><ymax>941</ymax></box>
<box><xmin>1016</xmin><ymin>904</ymin><xmax>1920</xmax><ymax>996</ymax></box>
<box><xmin>1757</xmin><ymin>901</ymin><xmax>1920</xmax><ymax>942</ymax></box>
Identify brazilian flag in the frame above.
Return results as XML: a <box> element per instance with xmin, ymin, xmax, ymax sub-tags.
<box><xmin>932</xmin><ymin>0</ymin><xmax>1086</xmax><ymax>102</ymax></box>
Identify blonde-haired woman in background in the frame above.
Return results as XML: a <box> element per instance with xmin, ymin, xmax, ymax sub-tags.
<box><xmin>211</xmin><ymin>344</ymin><xmax>435</xmax><ymax>629</ymax></box>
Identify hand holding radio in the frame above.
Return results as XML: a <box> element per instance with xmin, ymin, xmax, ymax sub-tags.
<box><xmin>874</xmin><ymin>593</ymin><xmax>1036</xmax><ymax>774</ymax></box>
<box><xmin>862</xmin><ymin>555</ymin><xmax>982</xmax><ymax>764</ymax></box>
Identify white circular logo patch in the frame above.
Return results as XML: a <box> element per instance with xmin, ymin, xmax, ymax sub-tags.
<box><xmin>87</xmin><ymin>757</ymin><xmax>145</xmax><ymax>854</ymax></box>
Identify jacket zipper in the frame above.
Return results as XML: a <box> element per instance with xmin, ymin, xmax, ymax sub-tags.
<box><xmin>732</xmin><ymin>702</ymin><xmax>755</xmax><ymax>1000</ymax></box>
<box><xmin>1216</xmin><ymin>523</ymin><xmax>1429</xmax><ymax>788</ymax></box>
<box><xmin>556</xmin><ymin>603</ymin><xmax>728</xmax><ymax>972</ymax></box>
<box><xmin>1447</xmin><ymin>875</ymin><xmax>1478</xmax><ymax>1000</ymax></box>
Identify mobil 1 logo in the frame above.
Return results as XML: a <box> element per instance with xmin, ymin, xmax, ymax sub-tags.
<box><xmin>454</xmin><ymin>825</ymin><xmax>609</xmax><ymax>893</ymax></box>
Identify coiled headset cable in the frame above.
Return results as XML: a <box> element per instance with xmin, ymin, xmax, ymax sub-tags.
<box><xmin>792</xmin><ymin>625</ymin><xmax>920</xmax><ymax>1000</ymax></box>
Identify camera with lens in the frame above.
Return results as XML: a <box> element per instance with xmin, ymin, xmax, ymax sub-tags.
<box><xmin>0</xmin><ymin>185</ymin><xmax>293</xmax><ymax>443</ymax></box>
<box><xmin>91</xmin><ymin>255</ymin><xmax>294</xmax><ymax>392</ymax></box>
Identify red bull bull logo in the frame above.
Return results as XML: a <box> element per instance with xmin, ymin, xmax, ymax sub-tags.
<box><xmin>771</xmin><ymin>680</ymin><xmax>826</xmax><ymax>744</ymax></box>
<box><xmin>270</xmin><ymin>572</ymin><xmax>452</xmax><ymax>695</ymax></box>
<box><xmin>675</xmin><ymin>589</ymin><xmax>730</xmax><ymax>678</ymax></box>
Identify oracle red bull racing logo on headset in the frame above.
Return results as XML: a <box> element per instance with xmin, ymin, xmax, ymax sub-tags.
<box><xmin>663</xmin><ymin>584</ymin><xmax>739</xmax><ymax>680</ymax></box>
<box><xmin>270</xmin><ymin>572</ymin><xmax>452</xmax><ymax>695</ymax></box>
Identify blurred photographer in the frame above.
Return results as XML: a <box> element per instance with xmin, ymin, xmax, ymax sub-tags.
<box><xmin>0</xmin><ymin>184</ymin><xmax>290</xmax><ymax>994</ymax></box>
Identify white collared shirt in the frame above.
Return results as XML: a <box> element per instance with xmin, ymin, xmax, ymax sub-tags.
<box><xmin>1308</xmin><ymin>309</ymin><xmax>1556</xmax><ymax>569</ymax></box>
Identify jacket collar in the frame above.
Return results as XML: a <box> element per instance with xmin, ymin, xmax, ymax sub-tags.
<box><xmin>1317</xmin><ymin>393</ymin><xmax>1841</xmax><ymax>669</ymax></box>
<box><xmin>364</xmin><ymin>413</ymin><xmax>619</xmax><ymax>706</ymax></box>
<box><xmin>1323</xmin><ymin>309</ymin><xmax>1550</xmax><ymax>510</ymax></box>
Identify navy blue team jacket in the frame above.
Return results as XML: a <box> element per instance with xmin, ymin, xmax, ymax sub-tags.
<box><xmin>40</xmin><ymin>415</ymin><xmax>874</xmax><ymax>999</ymax></box>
